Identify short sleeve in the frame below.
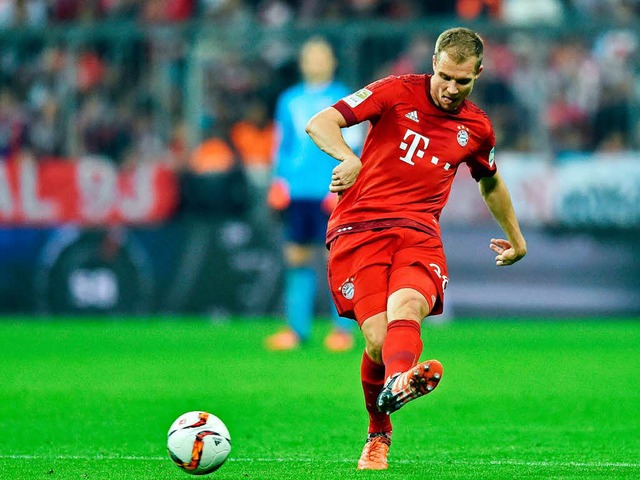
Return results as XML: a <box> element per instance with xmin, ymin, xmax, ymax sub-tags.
<box><xmin>333</xmin><ymin>76</ymin><xmax>399</xmax><ymax>127</ymax></box>
<box><xmin>466</xmin><ymin>126</ymin><xmax>497</xmax><ymax>181</ymax></box>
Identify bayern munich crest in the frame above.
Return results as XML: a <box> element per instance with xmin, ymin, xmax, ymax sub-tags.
<box><xmin>341</xmin><ymin>280</ymin><xmax>355</xmax><ymax>300</ymax></box>
<box><xmin>457</xmin><ymin>125</ymin><xmax>469</xmax><ymax>147</ymax></box>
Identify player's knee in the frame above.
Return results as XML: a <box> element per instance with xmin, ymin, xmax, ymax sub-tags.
<box><xmin>364</xmin><ymin>333</ymin><xmax>385</xmax><ymax>362</ymax></box>
<box><xmin>387</xmin><ymin>288</ymin><xmax>431</xmax><ymax>321</ymax></box>
<box><xmin>361</xmin><ymin>313</ymin><xmax>387</xmax><ymax>362</ymax></box>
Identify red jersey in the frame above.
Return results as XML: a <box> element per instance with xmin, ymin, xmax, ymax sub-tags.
<box><xmin>327</xmin><ymin>74</ymin><xmax>496</xmax><ymax>243</ymax></box>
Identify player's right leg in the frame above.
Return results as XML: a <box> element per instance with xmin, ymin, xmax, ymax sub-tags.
<box><xmin>358</xmin><ymin>312</ymin><xmax>392</xmax><ymax>470</ymax></box>
<box><xmin>357</xmin><ymin>432</ymin><xmax>392</xmax><ymax>470</ymax></box>
<box><xmin>326</xmin><ymin>230</ymin><xmax>397</xmax><ymax>468</ymax></box>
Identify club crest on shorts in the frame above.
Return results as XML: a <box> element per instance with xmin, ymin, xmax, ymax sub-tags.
<box><xmin>341</xmin><ymin>279</ymin><xmax>355</xmax><ymax>300</ymax></box>
<box><xmin>456</xmin><ymin>125</ymin><xmax>469</xmax><ymax>147</ymax></box>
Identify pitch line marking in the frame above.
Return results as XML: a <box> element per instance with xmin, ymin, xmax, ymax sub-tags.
<box><xmin>1</xmin><ymin>454</ymin><xmax>639</xmax><ymax>469</ymax></box>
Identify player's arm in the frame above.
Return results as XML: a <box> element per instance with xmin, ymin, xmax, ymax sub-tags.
<box><xmin>306</xmin><ymin>107</ymin><xmax>362</xmax><ymax>193</ymax></box>
<box><xmin>478</xmin><ymin>173</ymin><xmax>527</xmax><ymax>266</ymax></box>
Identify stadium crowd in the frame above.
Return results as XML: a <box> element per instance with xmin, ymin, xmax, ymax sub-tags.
<box><xmin>1</xmin><ymin>1</ymin><xmax>639</xmax><ymax>26</ymax></box>
<box><xmin>0</xmin><ymin>0</ymin><xmax>638</xmax><ymax>183</ymax></box>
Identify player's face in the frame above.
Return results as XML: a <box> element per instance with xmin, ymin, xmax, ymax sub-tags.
<box><xmin>430</xmin><ymin>51</ymin><xmax>482</xmax><ymax>111</ymax></box>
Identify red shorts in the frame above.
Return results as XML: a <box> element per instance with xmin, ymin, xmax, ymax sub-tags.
<box><xmin>327</xmin><ymin>227</ymin><xmax>449</xmax><ymax>325</ymax></box>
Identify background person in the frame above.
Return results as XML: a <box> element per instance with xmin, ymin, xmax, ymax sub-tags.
<box><xmin>265</xmin><ymin>37</ymin><xmax>363</xmax><ymax>352</ymax></box>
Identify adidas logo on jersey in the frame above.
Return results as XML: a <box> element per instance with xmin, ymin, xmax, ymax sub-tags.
<box><xmin>405</xmin><ymin>110</ymin><xmax>419</xmax><ymax>123</ymax></box>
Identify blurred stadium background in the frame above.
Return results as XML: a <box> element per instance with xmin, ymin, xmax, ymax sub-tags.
<box><xmin>0</xmin><ymin>0</ymin><xmax>638</xmax><ymax>320</ymax></box>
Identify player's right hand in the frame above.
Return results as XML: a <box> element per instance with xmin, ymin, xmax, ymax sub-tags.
<box><xmin>330</xmin><ymin>156</ymin><xmax>361</xmax><ymax>193</ymax></box>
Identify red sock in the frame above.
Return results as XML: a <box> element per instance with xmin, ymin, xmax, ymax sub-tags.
<box><xmin>361</xmin><ymin>350</ymin><xmax>392</xmax><ymax>434</ymax></box>
<box><xmin>382</xmin><ymin>319</ymin><xmax>423</xmax><ymax>380</ymax></box>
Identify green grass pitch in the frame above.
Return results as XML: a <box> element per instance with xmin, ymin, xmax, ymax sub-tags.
<box><xmin>0</xmin><ymin>317</ymin><xmax>638</xmax><ymax>479</ymax></box>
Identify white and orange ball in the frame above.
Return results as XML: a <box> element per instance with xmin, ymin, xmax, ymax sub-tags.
<box><xmin>167</xmin><ymin>411</ymin><xmax>231</xmax><ymax>475</ymax></box>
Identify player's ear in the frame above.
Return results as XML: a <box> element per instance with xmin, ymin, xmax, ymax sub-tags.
<box><xmin>475</xmin><ymin>64</ymin><xmax>484</xmax><ymax>78</ymax></box>
<box><xmin>432</xmin><ymin>54</ymin><xmax>437</xmax><ymax>72</ymax></box>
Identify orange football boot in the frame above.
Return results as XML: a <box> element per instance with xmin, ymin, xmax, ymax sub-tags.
<box><xmin>357</xmin><ymin>433</ymin><xmax>391</xmax><ymax>470</ymax></box>
<box><xmin>377</xmin><ymin>360</ymin><xmax>443</xmax><ymax>414</ymax></box>
<box><xmin>323</xmin><ymin>329</ymin><xmax>354</xmax><ymax>352</ymax></box>
<box><xmin>264</xmin><ymin>329</ymin><xmax>300</xmax><ymax>351</ymax></box>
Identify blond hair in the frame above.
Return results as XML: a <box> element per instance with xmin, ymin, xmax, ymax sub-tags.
<box><xmin>434</xmin><ymin>27</ymin><xmax>484</xmax><ymax>73</ymax></box>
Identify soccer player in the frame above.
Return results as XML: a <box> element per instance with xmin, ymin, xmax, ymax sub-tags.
<box><xmin>305</xmin><ymin>27</ymin><xmax>527</xmax><ymax>469</ymax></box>
<box><xmin>265</xmin><ymin>37</ymin><xmax>362</xmax><ymax>352</ymax></box>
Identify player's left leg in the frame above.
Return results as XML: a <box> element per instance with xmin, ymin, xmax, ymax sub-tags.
<box><xmin>376</xmin><ymin>231</ymin><xmax>448</xmax><ymax>413</ymax></box>
<box><xmin>377</xmin><ymin>282</ymin><xmax>443</xmax><ymax>414</ymax></box>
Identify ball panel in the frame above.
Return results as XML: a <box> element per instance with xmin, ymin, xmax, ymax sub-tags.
<box><xmin>167</xmin><ymin>411</ymin><xmax>210</xmax><ymax>436</ymax></box>
<box><xmin>199</xmin><ymin>434</ymin><xmax>231</xmax><ymax>471</ymax></box>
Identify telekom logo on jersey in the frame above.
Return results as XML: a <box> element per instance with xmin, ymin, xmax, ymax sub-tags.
<box><xmin>399</xmin><ymin>128</ymin><xmax>451</xmax><ymax>171</ymax></box>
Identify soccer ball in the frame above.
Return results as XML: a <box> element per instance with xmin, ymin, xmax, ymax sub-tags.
<box><xmin>167</xmin><ymin>411</ymin><xmax>231</xmax><ymax>475</ymax></box>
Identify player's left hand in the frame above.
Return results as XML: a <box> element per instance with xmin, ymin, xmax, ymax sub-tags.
<box><xmin>489</xmin><ymin>238</ymin><xmax>526</xmax><ymax>266</ymax></box>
